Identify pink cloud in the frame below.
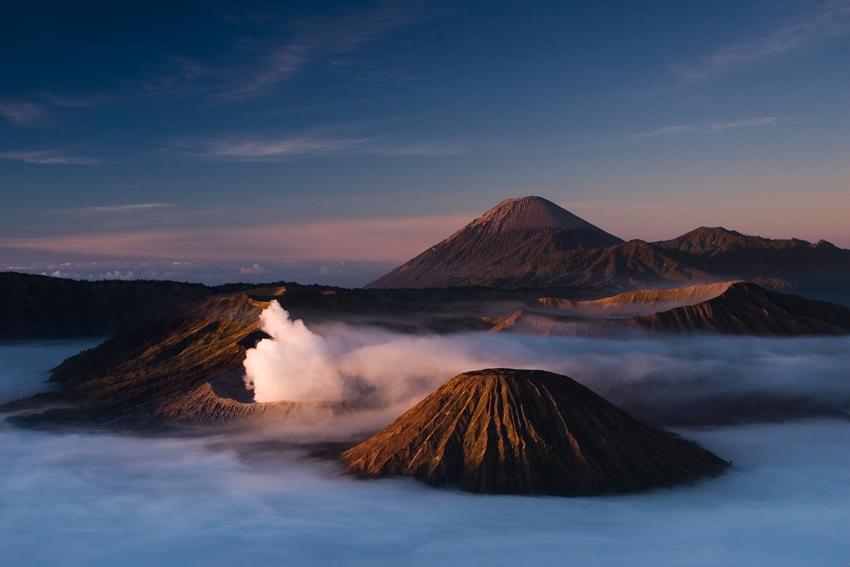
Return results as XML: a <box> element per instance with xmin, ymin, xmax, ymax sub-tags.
<box><xmin>0</xmin><ymin>215</ymin><xmax>471</xmax><ymax>262</ymax></box>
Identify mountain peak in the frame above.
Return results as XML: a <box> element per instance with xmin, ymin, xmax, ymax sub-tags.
<box><xmin>366</xmin><ymin>196</ymin><xmax>622</xmax><ymax>289</ymax></box>
<box><xmin>468</xmin><ymin>196</ymin><xmax>600</xmax><ymax>235</ymax></box>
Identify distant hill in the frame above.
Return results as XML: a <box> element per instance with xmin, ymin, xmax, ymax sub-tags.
<box><xmin>0</xmin><ymin>272</ymin><xmax>320</xmax><ymax>340</ymax></box>
<box><xmin>0</xmin><ymin>272</ymin><xmax>211</xmax><ymax>339</ymax></box>
<box><xmin>653</xmin><ymin>227</ymin><xmax>850</xmax><ymax>304</ymax></box>
<box><xmin>342</xmin><ymin>368</ymin><xmax>728</xmax><ymax>495</ymax></box>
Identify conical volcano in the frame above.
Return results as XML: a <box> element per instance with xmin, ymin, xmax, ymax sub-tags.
<box><xmin>465</xmin><ymin>195</ymin><xmax>611</xmax><ymax>235</ymax></box>
<box><xmin>342</xmin><ymin>369</ymin><xmax>727</xmax><ymax>496</ymax></box>
<box><xmin>366</xmin><ymin>196</ymin><xmax>622</xmax><ymax>289</ymax></box>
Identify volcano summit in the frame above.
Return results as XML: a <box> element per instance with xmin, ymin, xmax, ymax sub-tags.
<box><xmin>367</xmin><ymin>196</ymin><xmax>622</xmax><ymax>289</ymax></box>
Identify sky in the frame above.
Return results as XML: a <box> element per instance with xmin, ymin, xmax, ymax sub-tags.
<box><xmin>1</xmin><ymin>0</ymin><xmax>849</xmax><ymax>284</ymax></box>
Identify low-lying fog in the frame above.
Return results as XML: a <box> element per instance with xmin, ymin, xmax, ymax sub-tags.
<box><xmin>1</xmin><ymin>331</ymin><xmax>849</xmax><ymax>566</ymax></box>
<box><xmin>245</xmin><ymin>305</ymin><xmax>850</xmax><ymax>425</ymax></box>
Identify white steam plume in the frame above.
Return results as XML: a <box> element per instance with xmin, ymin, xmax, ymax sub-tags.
<box><xmin>243</xmin><ymin>301</ymin><xmax>499</xmax><ymax>404</ymax></box>
<box><xmin>244</xmin><ymin>302</ymin><xmax>343</xmax><ymax>402</ymax></box>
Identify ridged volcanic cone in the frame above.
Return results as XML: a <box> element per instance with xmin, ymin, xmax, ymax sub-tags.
<box><xmin>342</xmin><ymin>369</ymin><xmax>727</xmax><ymax>496</ymax></box>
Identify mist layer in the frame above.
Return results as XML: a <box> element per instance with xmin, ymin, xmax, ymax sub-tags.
<box><xmin>1</xmin><ymin>341</ymin><xmax>849</xmax><ymax>566</ymax></box>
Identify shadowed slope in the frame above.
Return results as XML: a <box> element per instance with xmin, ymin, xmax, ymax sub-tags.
<box><xmin>0</xmin><ymin>272</ymin><xmax>212</xmax><ymax>339</ymax></box>
<box><xmin>504</xmin><ymin>239</ymin><xmax>713</xmax><ymax>291</ymax></box>
<box><xmin>343</xmin><ymin>369</ymin><xmax>727</xmax><ymax>496</ymax></box>
<box><xmin>654</xmin><ymin>227</ymin><xmax>850</xmax><ymax>304</ymax></box>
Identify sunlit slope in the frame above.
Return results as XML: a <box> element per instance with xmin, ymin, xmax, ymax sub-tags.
<box><xmin>636</xmin><ymin>282</ymin><xmax>850</xmax><ymax>335</ymax></box>
<box><xmin>343</xmin><ymin>368</ymin><xmax>728</xmax><ymax>495</ymax></box>
<box><xmin>539</xmin><ymin>280</ymin><xmax>735</xmax><ymax>318</ymax></box>
<box><xmin>493</xmin><ymin>282</ymin><xmax>850</xmax><ymax>336</ymax></box>
<box><xmin>48</xmin><ymin>294</ymin><xmax>265</xmax><ymax>406</ymax></box>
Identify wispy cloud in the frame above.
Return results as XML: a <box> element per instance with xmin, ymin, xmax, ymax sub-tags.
<box><xmin>194</xmin><ymin>116</ymin><xmax>776</xmax><ymax>162</ymax></box>
<box><xmin>529</xmin><ymin>117</ymin><xmax>781</xmax><ymax>154</ymax></box>
<box><xmin>55</xmin><ymin>203</ymin><xmax>176</xmax><ymax>215</ymax></box>
<box><xmin>0</xmin><ymin>95</ymin><xmax>114</xmax><ymax>126</ymax></box>
<box><xmin>44</xmin><ymin>94</ymin><xmax>116</xmax><ymax>109</ymax></box>
<box><xmin>677</xmin><ymin>1</ymin><xmax>850</xmax><ymax>82</ymax></box>
<box><xmin>0</xmin><ymin>101</ymin><xmax>45</xmax><ymax>126</ymax></box>
<box><xmin>2</xmin><ymin>5</ymin><xmax>423</xmax><ymax>116</ymax></box>
<box><xmin>627</xmin><ymin>117</ymin><xmax>779</xmax><ymax>141</ymax></box>
<box><xmin>202</xmin><ymin>136</ymin><xmax>367</xmax><ymax>159</ymax></box>
<box><xmin>220</xmin><ymin>5</ymin><xmax>421</xmax><ymax>100</ymax></box>
<box><xmin>179</xmin><ymin>134</ymin><xmax>469</xmax><ymax>161</ymax></box>
<box><xmin>144</xmin><ymin>4</ymin><xmax>425</xmax><ymax>102</ymax></box>
<box><xmin>0</xmin><ymin>150</ymin><xmax>103</xmax><ymax>165</ymax></box>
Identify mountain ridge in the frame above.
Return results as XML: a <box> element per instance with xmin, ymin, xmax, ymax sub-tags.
<box><xmin>367</xmin><ymin>199</ymin><xmax>850</xmax><ymax>305</ymax></box>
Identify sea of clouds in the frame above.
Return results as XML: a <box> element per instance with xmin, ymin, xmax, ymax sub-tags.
<box><xmin>1</xmin><ymin>330</ymin><xmax>849</xmax><ymax>566</ymax></box>
<box><xmin>245</xmin><ymin>302</ymin><xmax>850</xmax><ymax>426</ymax></box>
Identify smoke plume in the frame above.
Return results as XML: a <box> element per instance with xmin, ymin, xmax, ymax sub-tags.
<box><xmin>244</xmin><ymin>302</ymin><xmax>343</xmax><ymax>402</ymax></box>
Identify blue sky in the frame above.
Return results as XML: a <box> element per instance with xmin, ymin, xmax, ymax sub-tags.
<box><xmin>1</xmin><ymin>0</ymin><xmax>849</xmax><ymax>277</ymax></box>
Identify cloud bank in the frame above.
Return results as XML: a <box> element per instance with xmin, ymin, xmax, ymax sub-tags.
<box><xmin>0</xmin><ymin>372</ymin><xmax>847</xmax><ymax>566</ymax></box>
<box><xmin>242</xmin><ymin>303</ymin><xmax>850</xmax><ymax>428</ymax></box>
<box><xmin>0</xmin><ymin>214</ymin><xmax>471</xmax><ymax>262</ymax></box>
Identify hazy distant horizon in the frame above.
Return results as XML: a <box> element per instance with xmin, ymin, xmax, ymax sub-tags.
<box><xmin>1</xmin><ymin>259</ymin><xmax>395</xmax><ymax>288</ymax></box>
<box><xmin>2</xmin><ymin>197</ymin><xmax>849</xmax><ymax>281</ymax></box>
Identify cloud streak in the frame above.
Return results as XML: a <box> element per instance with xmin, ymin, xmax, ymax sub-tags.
<box><xmin>0</xmin><ymin>101</ymin><xmax>45</xmax><ymax>125</ymax></box>
<box><xmin>0</xmin><ymin>95</ymin><xmax>115</xmax><ymax>126</ymax></box>
<box><xmin>143</xmin><ymin>4</ymin><xmax>424</xmax><ymax>102</ymax></box>
<box><xmin>221</xmin><ymin>5</ymin><xmax>421</xmax><ymax>100</ymax></box>
<box><xmin>627</xmin><ymin>117</ymin><xmax>779</xmax><ymax>141</ymax></box>
<box><xmin>0</xmin><ymin>150</ymin><xmax>103</xmax><ymax>165</ymax></box>
<box><xmin>187</xmin><ymin>134</ymin><xmax>469</xmax><ymax>161</ymax></box>
<box><xmin>677</xmin><ymin>1</ymin><xmax>850</xmax><ymax>82</ymax></box>
<box><xmin>538</xmin><ymin>116</ymin><xmax>780</xmax><ymax>154</ymax></box>
<box><xmin>0</xmin><ymin>214</ymin><xmax>472</xmax><ymax>262</ymax></box>
<box><xmin>56</xmin><ymin>203</ymin><xmax>176</xmax><ymax>215</ymax></box>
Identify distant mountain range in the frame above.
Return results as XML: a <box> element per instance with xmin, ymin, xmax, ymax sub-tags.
<box><xmin>367</xmin><ymin>196</ymin><xmax>850</xmax><ymax>306</ymax></box>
